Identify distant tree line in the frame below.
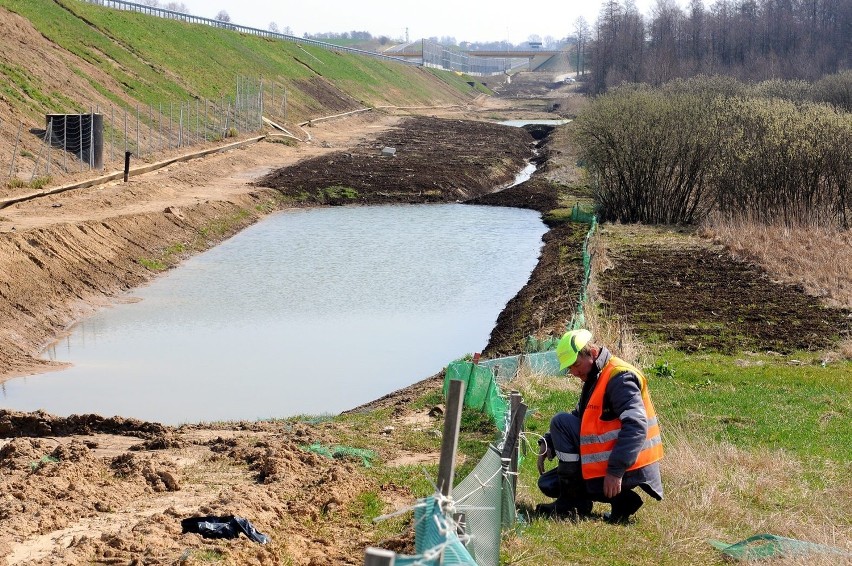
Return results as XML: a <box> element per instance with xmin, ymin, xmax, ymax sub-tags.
<box><xmin>587</xmin><ymin>0</ymin><xmax>851</xmax><ymax>94</ymax></box>
<box><xmin>573</xmin><ymin>74</ymin><xmax>852</xmax><ymax>228</ymax></box>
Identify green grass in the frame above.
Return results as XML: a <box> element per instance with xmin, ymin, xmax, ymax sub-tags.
<box><xmin>649</xmin><ymin>349</ymin><xmax>852</xmax><ymax>463</ymax></box>
<box><xmin>137</xmin><ymin>257</ymin><xmax>166</xmax><ymax>271</ymax></box>
<box><xmin>0</xmin><ymin>0</ymin><xmax>480</xmax><ymax>121</ymax></box>
<box><xmin>4</xmin><ymin>176</ymin><xmax>52</xmax><ymax>190</ymax></box>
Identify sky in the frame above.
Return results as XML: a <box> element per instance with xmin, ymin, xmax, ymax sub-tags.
<box><xmin>174</xmin><ymin>0</ymin><xmax>659</xmax><ymax>45</ymax></box>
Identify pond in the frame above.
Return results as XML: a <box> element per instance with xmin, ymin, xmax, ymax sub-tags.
<box><xmin>1</xmin><ymin>204</ymin><xmax>547</xmax><ymax>424</ymax></box>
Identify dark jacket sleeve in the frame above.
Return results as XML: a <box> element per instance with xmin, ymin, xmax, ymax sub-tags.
<box><xmin>604</xmin><ymin>371</ymin><xmax>647</xmax><ymax>478</ymax></box>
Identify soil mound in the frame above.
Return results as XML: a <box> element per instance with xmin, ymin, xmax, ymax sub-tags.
<box><xmin>256</xmin><ymin>116</ymin><xmax>535</xmax><ymax>204</ymax></box>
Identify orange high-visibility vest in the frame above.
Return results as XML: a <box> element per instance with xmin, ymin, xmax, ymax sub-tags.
<box><xmin>579</xmin><ymin>356</ymin><xmax>663</xmax><ymax>479</ymax></box>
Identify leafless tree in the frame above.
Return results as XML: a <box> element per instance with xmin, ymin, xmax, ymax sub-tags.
<box><xmin>585</xmin><ymin>0</ymin><xmax>850</xmax><ymax>91</ymax></box>
<box><xmin>268</xmin><ymin>22</ymin><xmax>279</xmax><ymax>33</ymax></box>
<box><xmin>214</xmin><ymin>10</ymin><xmax>231</xmax><ymax>23</ymax></box>
<box><xmin>574</xmin><ymin>16</ymin><xmax>590</xmax><ymax>76</ymax></box>
<box><xmin>162</xmin><ymin>2</ymin><xmax>187</xmax><ymax>12</ymax></box>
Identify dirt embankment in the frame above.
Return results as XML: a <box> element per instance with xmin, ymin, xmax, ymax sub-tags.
<box><xmin>255</xmin><ymin>116</ymin><xmax>535</xmax><ymax>203</ymax></box>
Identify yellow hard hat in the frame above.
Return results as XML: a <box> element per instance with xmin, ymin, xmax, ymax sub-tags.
<box><xmin>556</xmin><ymin>329</ymin><xmax>593</xmax><ymax>370</ymax></box>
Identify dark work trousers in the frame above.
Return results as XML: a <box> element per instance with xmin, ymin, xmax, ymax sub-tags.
<box><xmin>548</xmin><ymin>412</ymin><xmax>644</xmax><ymax>510</ymax></box>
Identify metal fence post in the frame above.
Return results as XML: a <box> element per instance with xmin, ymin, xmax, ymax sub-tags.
<box><xmin>437</xmin><ymin>379</ymin><xmax>466</xmax><ymax>499</ymax></box>
<box><xmin>159</xmin><ymin>101</ymin><xmax>163</xmax><ymax>152</ymax></box>
<box><xmin>31</xmin><ymin>119</ymin><xmax>52</xmax><ymax>182</ymax></box>
<box><xmin>89</xmin><ymin>108</ymin><xmax>94</xmax><ymax>170</ymax></box>
<box><xmin>508</xmin><ymin>391</ymin><xmax>524</xmax><ymax>498</ymax></box>
<box><xmin>44</xmin><ymin>118</ymin><xmax>52</xmax><ymax>178</ymax></box>
<box><xmin>149</xmin><ymin>102</ymin><xmax>153</xmax><ymax>157</ymax></box>
<box><xmin>78</xmin><ymin>111</ymin><xmax>83</xmax><ymax>172</ymax></box>
<box><xmin>123</xmin><ymin>106</ymin><xmax>128</xmax><ymax>155</ymax></box>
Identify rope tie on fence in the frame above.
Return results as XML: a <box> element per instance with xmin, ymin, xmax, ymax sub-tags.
<box><xmin>372</xmin><ymin>500</ymin><xmax>430</xmax><ymax>523</ymax></box>
<box><xmin>452</xmin><ymin>467</ymin><xmax>504</xmax><ymax>507</ymax></box>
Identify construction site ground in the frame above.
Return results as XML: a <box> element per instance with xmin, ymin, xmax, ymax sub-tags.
<box><xmin>1</xmin><ymin>88</ymin><xmax>850</xmax><ymax>565</ymax></box>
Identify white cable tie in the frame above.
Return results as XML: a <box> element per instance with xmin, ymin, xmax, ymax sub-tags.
<box><xmin>433</xmin><ymin>513</ymin><xmax>448</xmax><ymax>536</ymax></box>
<box><xmin>372</xmin><ymin>500</ymin><xmax>428</xmax><ymax>523</ymax></box>
<box><xmin>420</xmin><ymin>541</ymin><xmax>448</xmax><ymax>562</ymax></box>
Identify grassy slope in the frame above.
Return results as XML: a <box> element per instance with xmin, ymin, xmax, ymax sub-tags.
<box><xmin>0</xmin><ymin>0</ymin><xmax>483</xmax><ymax>121</ymax></box>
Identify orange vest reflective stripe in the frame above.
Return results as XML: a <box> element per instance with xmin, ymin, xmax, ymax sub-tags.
<box><xmin>579</xmin><ymin>356</ymin><xmax>663</xmax><ymax>479</ymax></box>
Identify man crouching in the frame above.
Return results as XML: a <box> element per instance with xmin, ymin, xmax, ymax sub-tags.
<box><xmin>536</xmin><ymin>329</ymin><xmax>664</xmax><ymax>523</ymax></box>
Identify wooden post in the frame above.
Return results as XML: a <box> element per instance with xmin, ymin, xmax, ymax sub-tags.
<box><xmin>509</xmin><ymin>391</ymin><xmax>522</xmax><ymax>496</ymax></box>
<box><xmin>364</xmin><ymin>547</ymin><xmax>395</xmax><ymax>566</ymax></box>
<box><xmin>437</xmin><ymin>379</ymin><xmax>465</xmax><ymax>498</ymax></box>
<box><xmin>123</xmin><ymin>151</ymin><xmax>131</xmax><ymax>182</ymax></box>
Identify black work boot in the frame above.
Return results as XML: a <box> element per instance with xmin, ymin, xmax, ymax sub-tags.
<box><xmin>535</xmin><ymin>461</ymin><xmax>593</xmax><ymax>520</ymax></box>
<box><xmin>605</xmin><ymin>489</ymin><xmax>643</xmax><ymax>524</ymax></box>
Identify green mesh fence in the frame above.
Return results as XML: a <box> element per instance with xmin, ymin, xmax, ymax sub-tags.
<box><xmin>451</xmin><ymin>446</ymin><xmax>516</xmax><ymax>565</ymax></box>
<box><xmin>525</xmin><ymin>335</ymin><xmax>559</xmax><ymax>352</ymax></box>
<box><xmin>570</xmin><ymin>202</ymin><xmax>596</xmax><ymax>224</ymax></box>
<box><xmin>444</xmin><ymin>361</ymin><xmax>509</xmax><ymax>432</ymax></box>
<box><xmin>388</xmin><ymin>496</ymin><xmax>477</xmax><ymax>565</ymax></box>
<box><xmin>708</xmin><ymin>534</ymin><xmax>852</xmax><ymax>561</ymax></box>
<box><xmin>570</xmin><ymin>213</ymin><xmax>597</xmax><ymax>331</ymax></box>
<box><xmin>366</xmin><ymin>363</ymin><xmax>530</xmax><ymax>564</ymax></box>
<box><xmin>478</xmin><ymin>355</ymin><xmax>521</xmax><ymax>382</ymax></box>
<box><xmin>524</xmin><ymin>211</ymin><xmax>597</xmax><ymax>354</ymax></box>
<box><xmin>304</xmin><ymin>443</ymin><xmax>375</xmax><ymax>467</ymax></box>
<box><xmin>524</xmin><ymin>350</ymin><xmax>562</xmax><ymax>375</ymax></box>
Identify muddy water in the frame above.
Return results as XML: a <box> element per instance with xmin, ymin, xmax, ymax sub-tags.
<box><xmin>2</xmin><ymin>204</ymin><xmax>546</xmax><ymax>424</ymax></box>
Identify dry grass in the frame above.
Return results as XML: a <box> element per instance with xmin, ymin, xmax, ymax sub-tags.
<box><xmin>655</xmin><ymin>423</ymin><xmax>852</xmax><ymax>564</ymax></box>
<box><xmin>700</xmin><ymin>219</ymin><xmax>852</xmax><ymax>310</ymax></box>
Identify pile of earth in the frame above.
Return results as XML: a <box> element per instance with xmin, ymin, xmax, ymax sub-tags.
<box><xmin>255</xmin><ymin>116</ymin><xmax>536</xmax><ymax>204</ymax></box>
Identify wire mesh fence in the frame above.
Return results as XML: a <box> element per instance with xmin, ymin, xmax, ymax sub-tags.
<box><xmin>1</xmin><ymin>77</ymin><xmax>287</xmax><ymax>189</ymax></box>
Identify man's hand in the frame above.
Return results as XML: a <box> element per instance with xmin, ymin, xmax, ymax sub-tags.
<box><xmin>537</xmin><ymin>451</ymin><xmax>546</xmax><ymax>475</ymax></box>
<box><xmin>603</xmin><ymin>473</ymin><xmax>622</xmax><ymax>498</ymax></box>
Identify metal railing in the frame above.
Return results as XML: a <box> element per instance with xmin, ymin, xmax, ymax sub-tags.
<box><xmin>80</xmin><ymin>0</ymin><xmax>525</xmax><ymax>75</ymax></box>
<box><xmin>81</xmin><ymin>0</ymin><xmax>417</xmax><ymax>65</ymax></box>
